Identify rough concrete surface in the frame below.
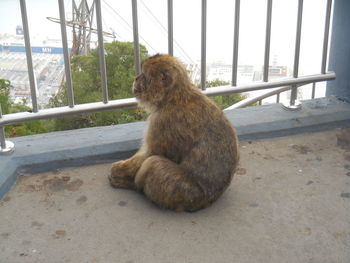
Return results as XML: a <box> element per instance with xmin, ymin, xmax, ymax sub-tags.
<box><xmin>1</xmin><ymin>128</ymin><xmax>350</xmax><ymax>263</ymax></box>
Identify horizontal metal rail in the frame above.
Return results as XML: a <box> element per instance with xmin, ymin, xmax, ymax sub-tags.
<box><xmin>0</xmin><ymin>98</ymin><xmax>137</xmax><ymax>126</ymax></box>
<box><xmin>224</xmin><ymin>86</ymin><xmax>291</xmax><ymax>110</ymax></box>
<box><xmin>0</xmin><ymin>72</ymin><xmax>335</xmax><ymax>126</ymax></box>
<box><xmin>203</xmin><ymin>72</ymin><xmax>335</xmax><ymax>97</ymax></box>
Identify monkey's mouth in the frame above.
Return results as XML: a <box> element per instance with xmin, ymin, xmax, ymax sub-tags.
<box><xmin>132</xmin><ymin>82</ymin><xmax>144</xmax><ymax>96</ymax></box>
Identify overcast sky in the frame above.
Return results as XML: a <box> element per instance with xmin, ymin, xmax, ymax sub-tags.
<box><xmin>0</xmin><ymin>0</ymin><xmax>330</xmax><ymax>75</ymax></box>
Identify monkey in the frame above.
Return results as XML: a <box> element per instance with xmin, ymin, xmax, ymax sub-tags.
<box><xmin>109</xmin><ymin>54</ymin><xmax>239</xmax><ymax>212</ymax></box>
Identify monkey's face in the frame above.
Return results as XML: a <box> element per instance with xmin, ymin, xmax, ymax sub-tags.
<box><xmin>132</xmin><ymin>54</ymin><xmax>187</xmax><ymax>107</ymax></box>
<box><xmin>132</xmin><ymin>72</ymin><xmax>147</xmax><ymax>99</ymax></box>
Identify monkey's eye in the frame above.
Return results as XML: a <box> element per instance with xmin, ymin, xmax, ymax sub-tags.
<box><xmin>136</xmin><ymin>73</ymin><xmax>146</xmax><ymax>81</ymax></box>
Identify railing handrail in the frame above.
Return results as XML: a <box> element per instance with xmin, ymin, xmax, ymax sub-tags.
<box><xmin>0</xmin><ymin>72</ymin><xmax>336</xmax><ymax>127</ymax></box>
<box><xmin>224</xmin><ymin>87</ymin><xmax>292</xmax><ymax>110</ymax></box>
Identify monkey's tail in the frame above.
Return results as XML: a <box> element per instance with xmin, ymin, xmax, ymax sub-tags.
<box><xmin>135</xmin><ymin>155</ymin><xmax>208</xmax><ymax>212</ymax></box>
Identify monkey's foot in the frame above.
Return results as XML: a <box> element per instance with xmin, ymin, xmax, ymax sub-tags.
<box><xmin>109</xmin><ymin>161</ymin><xmax>136</xmax><ymax>190</ymax></box>
<box><xmin>109</xmin><ymin>173</ymin><xmax>136</xmax><ymax>190</ymax></box>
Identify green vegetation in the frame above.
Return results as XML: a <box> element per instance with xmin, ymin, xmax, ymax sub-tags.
<box><xmin>204</xmin><ymin>79</ymin><xmax>246</xmax><ymax>110</ymax></box>
<box><xmin>49</xmin><ymin>41</ymin><xmax>149</xmax><ymax>131</ymax></box>
<box><xmin>0</xmin><ymin>79</ymin><xmax>48</xmax><ymax>137</ymax></box>
<box><xmin>1</xmin><ymin>41</ymin><xmax>245</xmax><ymax>137</ymax></box>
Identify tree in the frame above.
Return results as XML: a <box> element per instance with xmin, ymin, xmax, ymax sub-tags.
<box><xmin>50</xmin><ymin>41</ymin><xmax>149</xmax><ymax>131</ymax></box>
<box><xmin>0</xmin><ymin>79</ymin><xmax>48</xmax><ymax>137</ymax></box>
<box><xmin>0</xmin><ymin>79</ymin><xmax>10</xmax><ymax>114</ymax></box>
<box><xmin>202</xmin><ymin>79</ymin><xmax>245</xmax><ymax>109</ymax></box>
<box><xmin>2</xmin><ymin>43</ymin><xmax>245</xmax><ymax>137</ymax></box>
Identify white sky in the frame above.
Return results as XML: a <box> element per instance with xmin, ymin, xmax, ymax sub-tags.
<box><xmin>0</xmin><ymin>0</ymin><xmax>329</xmax><ymax>75</ymax></box>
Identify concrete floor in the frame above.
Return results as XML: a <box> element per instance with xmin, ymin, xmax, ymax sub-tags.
<box><xmin>1</xmin><ymin>128</ymin><xmax>350</xmax><ymax>263</ymax></box>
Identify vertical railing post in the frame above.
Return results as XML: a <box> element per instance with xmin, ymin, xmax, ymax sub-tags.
<box><xmin>232</xmin><ymin>0</ymin><xmax>240</xmax><ymax>87</ymax></box>
<box><xmin>263</xmin><ymin>0</ymin><xmax>273</xmax><ymax>82</ymax></box>
<box><xmin>311</xmin><ymin>82</ymin><xmax>316</xmax><ymax>99</ymax></box>
<box><xmin>0</xmin><ymin>127</ymin><xmax>6</xmax><ymax>152</ymax></box>
<box><xmin>290</xmin><ymin>0</ymin><xmax>304</xmax><ymax>106</ymax></box>
<box><xmin>167</xmin><ymin>0</ymin><xmax>174</xmax><ymax>56</ymax></box>
<box><xmin>19</xmin><ymin>0</ymin><xmax>39</xmax><ymax>113</ymax></box>
<box><xmin>200</xmin><ymin>0</ymin><xmax>207</xmax><ymax>90</ymax></box>
<box><xmin>95</xmin><ymin>0</ymin><xmax>109</xmax><ymax>104</ymax></box>
<box><xmin>0</xmin><ymin>106</ymin><xmax>6</xmax><ymax>150</ymax></box>
<box><xmin>0</xmin><ymin>106</ymin><xmax>14</xmax><ymax>155</ymax></box>
<box><xmin>131</xmin><ymin>0</ymin><xmax>141</xmax><ymax>75</ymax></box>
<box><xmin>321</xmin><ymin>0</ymin><xmax>333</xmax><ymax>74</ymax></box>
<box><xmin>58</xmin><ymin>0</ymin><xmax>75</xmax><ymax>108</ymax></box>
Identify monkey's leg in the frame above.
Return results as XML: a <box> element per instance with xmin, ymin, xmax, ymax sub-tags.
<box><xmin>109</xmin><ymin>149</ymin><xmax>148</xmax><ymax>189</ymax></box>
<box><xmin>135</xmin><ymin>156</ymin><xmax>206</xmax><ymax>212</ymax></box>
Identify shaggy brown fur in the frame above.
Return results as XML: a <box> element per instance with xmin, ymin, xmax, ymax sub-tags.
<box><xmin>109</xmin><ymin>54</ymin><xmax>239</xmax><ymax>212</ymax></box>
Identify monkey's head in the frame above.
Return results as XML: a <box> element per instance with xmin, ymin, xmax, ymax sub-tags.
<box><xmin>132</xmin><ymin>54</ymin><xmax>191</xmax><ymax>109</ymax></box>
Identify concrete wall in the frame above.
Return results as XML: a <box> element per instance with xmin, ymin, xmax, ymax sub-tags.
<box><xmin>326</xmin><ymin>0</ymin><xmax>350</xmax><ymax>100</ymax></box>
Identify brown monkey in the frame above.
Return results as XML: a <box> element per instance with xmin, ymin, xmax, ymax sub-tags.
<box><xmin>109</xmin><ymin>54</ymin><xmax>239</xmax><ymax>212</ymax></box>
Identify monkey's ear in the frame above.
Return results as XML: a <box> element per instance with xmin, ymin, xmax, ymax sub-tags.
<box><xmin>160</xmin><ymin>71</ymin><xmax>172</xmax><ymax>87</ymax></box>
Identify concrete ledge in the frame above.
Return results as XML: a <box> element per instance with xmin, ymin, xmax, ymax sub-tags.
<box><xmin>229</xmin><ymin>96</ymin><xmax>350</xmax><ymax>140</ymax></box>
<box><xmin>1</xmin><ymin>96</ymin><xmax>350</xmax><ymax>198</ymax></box>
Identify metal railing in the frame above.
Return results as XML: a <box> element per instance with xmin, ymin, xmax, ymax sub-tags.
<box><xmin>0</xmin><ymin>0</ymin><xmax>336</xmax><ymax>154</ymax></box>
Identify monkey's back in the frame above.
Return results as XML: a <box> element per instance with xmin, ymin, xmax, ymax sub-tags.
<box><xmin>146</xmin><ymin>88</ymin><xmax>239</xmax><ymax>204</ymax></box>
